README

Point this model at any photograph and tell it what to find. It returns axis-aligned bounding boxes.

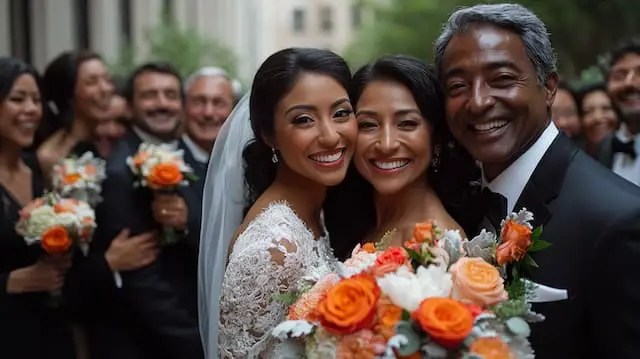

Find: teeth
[373,160,409,170]
[474,120,507,132]
[18,122,36,130]
[310,150,343,163]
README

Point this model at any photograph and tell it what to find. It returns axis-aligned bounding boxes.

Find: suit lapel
[514,134,579,229]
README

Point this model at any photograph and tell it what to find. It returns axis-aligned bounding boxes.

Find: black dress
[0,153,76,359]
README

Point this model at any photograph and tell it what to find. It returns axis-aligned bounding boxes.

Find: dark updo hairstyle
[241,48,352,215]
[0,56,43,104]
[33,49,102,148]
[324,55,481,259]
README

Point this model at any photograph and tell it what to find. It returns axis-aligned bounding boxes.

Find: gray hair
[434,3,556,85]
[184,66,242,98]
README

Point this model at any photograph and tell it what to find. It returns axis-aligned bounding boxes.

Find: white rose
[25,206,58,237]
[377,265,453,312]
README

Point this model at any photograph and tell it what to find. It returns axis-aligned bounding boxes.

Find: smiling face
[551,88,581,137]
[354,79,432,195]
[608,52,640,122]
[270,72,357,187]
[0,74,42,149]
[441,24,557,178]
[581,89,618,145]
[74,58,115,124]
[130,71,183,139]
[185,76,235,151]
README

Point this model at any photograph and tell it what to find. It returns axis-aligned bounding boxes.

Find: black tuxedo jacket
[593,133,617,169]
[502,134,640,358]
[91,131,203,359]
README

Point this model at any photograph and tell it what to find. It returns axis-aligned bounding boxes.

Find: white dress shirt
[132,126,178,149]
[483,122,560,214]
[182,135,209,164]
[611,123,640,186]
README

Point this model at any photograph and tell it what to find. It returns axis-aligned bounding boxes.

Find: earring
[431,144,441,172]
[271,148,278,163]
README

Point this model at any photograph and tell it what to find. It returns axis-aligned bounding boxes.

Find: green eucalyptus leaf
[506,317,531,337]
[395,322,422,356]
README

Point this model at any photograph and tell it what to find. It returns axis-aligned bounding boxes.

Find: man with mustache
[436,4,640,358]
[594,37,640,185]
[92,62,203,359]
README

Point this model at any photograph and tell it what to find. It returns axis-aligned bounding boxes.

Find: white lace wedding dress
[218,201,336,359]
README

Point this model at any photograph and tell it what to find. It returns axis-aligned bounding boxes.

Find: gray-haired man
[436,4,640,358]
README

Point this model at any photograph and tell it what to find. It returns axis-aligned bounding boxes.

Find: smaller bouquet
[126,143,196,245]
[51,151,106,206]
[272,209,549,359]
[16,193,97,304]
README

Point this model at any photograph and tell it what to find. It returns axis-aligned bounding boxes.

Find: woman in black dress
[0,57,76,358]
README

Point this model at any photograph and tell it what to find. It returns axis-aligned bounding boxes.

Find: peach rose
[469,336,516,359]
[147,163,183,189]
[41,226,72,254]
[361,242,376,254]
[287,273,339,322]
[336,330,386,359]
[412,297,473,349]
[496,220,532,265]
[450,257,508,307]
[317,274,380,335]
[375,295,403,340]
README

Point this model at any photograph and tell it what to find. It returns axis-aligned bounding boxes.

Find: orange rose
[375,295,403,340]
[133,152,150,167]
[63,173,82,185]
[496,220,532,265]
[361,242,376,254]
[450,257,508,307]
[54,200,76,214]
[146,163,183,189]
[317,275,380,335]
[412,297,473,349]
[412,221,435,245]
[41,226,72,254]
[469,337,516,359]
[373,247,409,276]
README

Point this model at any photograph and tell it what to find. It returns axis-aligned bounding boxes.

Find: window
[319,6,333,33]
[74,0,90,49]
[351,4,362,28]
[292,8,305,33]
[119,0,132,45]
[9,0,31,62]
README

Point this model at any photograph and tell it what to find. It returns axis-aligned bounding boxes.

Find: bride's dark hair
[242,48,352,215]
[324,55,480,260]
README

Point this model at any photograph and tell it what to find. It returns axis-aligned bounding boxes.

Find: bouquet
[272,209,549,358]
[16,193,97,305]
[126,143,196,245]
[51,151,106,206]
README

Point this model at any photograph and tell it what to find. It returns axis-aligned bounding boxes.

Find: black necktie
[612,137,636,159]
[481,187,508,233]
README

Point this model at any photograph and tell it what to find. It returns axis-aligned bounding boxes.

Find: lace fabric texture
[218,202,335,359]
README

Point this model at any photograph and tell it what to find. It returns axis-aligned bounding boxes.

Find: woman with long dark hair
[198,47,357,358]
[324,55,480,255]
[0,56,76,359]
[35,50,115,181]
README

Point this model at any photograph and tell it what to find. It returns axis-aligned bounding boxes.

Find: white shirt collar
[483,122,559,213]
[132,126,178,149]
[182,134,209,164]
[615,123,640,142]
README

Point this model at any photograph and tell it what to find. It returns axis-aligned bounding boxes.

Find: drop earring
[271,148,278,163]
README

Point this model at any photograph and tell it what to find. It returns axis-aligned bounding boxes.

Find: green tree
[109,21,238,79]
[345,0,640,80]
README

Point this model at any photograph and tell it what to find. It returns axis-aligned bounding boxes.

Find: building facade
[0,0,367,80]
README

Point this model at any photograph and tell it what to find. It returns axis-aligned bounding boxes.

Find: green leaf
[185,173,199,182]
[532,225,544,238]
[525,254,539,268]
[528,239,551,253]
[272,293,298,305]
[404,247,422,263]
[401,310,411,321]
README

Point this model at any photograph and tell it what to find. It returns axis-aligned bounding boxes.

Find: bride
[198,48,357,358]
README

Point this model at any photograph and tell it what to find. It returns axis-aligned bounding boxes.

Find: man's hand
[105,229,159,271]
[152,193,188,230]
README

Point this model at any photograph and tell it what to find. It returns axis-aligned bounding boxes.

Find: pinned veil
[198,93,253,357]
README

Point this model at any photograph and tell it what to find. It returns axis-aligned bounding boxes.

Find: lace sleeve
[218,204,316,359]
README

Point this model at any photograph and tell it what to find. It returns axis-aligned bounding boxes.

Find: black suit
[593,133,617,169]
[90,130,203,359]
[500,134,640,358]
